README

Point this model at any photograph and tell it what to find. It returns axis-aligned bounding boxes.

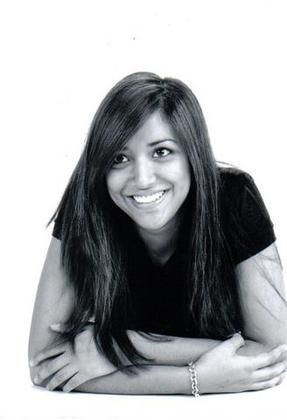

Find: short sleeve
[223,171,276,265]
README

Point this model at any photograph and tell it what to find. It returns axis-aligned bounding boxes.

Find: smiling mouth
[131,190,167,204]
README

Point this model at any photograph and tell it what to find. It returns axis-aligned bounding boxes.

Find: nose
[132,158,156,189]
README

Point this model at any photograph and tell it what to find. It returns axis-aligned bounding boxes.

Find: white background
[0,0,286,419]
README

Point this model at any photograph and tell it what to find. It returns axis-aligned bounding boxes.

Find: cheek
[106,172,123,197]
[171,159,191,190]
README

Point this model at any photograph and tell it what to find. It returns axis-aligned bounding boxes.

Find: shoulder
[217,165,276,265]
[217,165,273,221]
[217,165,254,195]
[217,165,267,214]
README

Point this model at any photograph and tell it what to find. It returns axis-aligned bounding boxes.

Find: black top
[52,168,276,337]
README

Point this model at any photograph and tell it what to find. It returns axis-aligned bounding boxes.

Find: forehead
[123,111,176,149]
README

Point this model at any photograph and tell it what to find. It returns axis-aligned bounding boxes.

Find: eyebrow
[122,138,177,151]
[148,139,178,147]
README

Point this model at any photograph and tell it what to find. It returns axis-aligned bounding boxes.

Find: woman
[29,72,287,395]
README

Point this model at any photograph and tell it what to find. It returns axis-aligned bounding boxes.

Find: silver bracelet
[187,361,200,397]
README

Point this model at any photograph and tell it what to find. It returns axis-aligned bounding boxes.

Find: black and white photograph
[1,1,287,419]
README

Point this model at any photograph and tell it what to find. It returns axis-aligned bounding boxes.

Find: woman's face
[106,111,191,235]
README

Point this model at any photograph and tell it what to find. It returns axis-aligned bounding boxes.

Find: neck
[136,216,181,265]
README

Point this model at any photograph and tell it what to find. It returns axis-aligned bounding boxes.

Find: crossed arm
[28,238,287,394]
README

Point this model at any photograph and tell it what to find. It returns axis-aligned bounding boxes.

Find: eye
[153,147,172,158]
[112,153,129,166]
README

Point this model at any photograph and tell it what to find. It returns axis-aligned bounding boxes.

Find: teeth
[132,190,165,204]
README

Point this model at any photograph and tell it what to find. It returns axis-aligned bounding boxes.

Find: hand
[30,324,118,392]
[195,333,287,394]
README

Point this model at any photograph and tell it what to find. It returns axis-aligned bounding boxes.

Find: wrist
[192,358,209,395]
[187,362,200,397]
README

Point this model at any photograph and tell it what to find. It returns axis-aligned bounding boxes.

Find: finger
[220,333,245,355]
[33,354,69,385]
[50,323,67,333]
[46,365,79,391]
[253,361,287,382]
[250,374,283,391]
[251,345,287,370]
[277,347,287,363]
[30,344,67,367]
[62,373,87,393]
[276,371,286,386]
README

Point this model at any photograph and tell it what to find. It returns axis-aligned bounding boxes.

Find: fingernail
[277,344,287,353]
[29,359,35,367]
[50,323,61,331]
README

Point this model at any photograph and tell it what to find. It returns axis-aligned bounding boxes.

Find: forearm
[73,339,271,395]
[127,330,221,365]
[33,331,281,394]
[76,364,190,395]
[127,331,275,365]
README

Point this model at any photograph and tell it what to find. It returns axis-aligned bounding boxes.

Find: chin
[134,217,173,233]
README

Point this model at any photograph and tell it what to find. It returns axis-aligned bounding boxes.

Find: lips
[131,190,167,204]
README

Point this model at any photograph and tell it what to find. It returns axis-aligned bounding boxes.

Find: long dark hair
[50,72,240,369]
